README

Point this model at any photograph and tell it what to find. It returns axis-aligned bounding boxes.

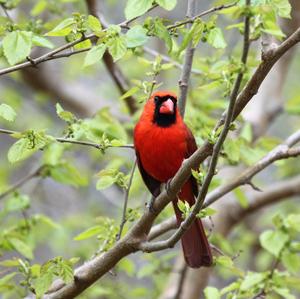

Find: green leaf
[5,194,30,212]
[273,287,296,299]
[233,188,249,208]
[207,27,227,49]
[58,260,73,283]
[270,0,291,18]
[96,174,116,190]
[125,0,153,20]
[3,31,32,65]
[119,86,140,100]
[259,230,289,257]
[126,25,149,48]
[177,200,186,213]
[34,272,53,298]
[216,256,234,268]
[286,214,300,232]
[153,19,172,52]
[0,103,16,122]
[204,287,220,299]
[282,250,300,274]
[197,207,217,218]
[240,272,267,291]
[43,143,64,166]
[49,163,88,187]
[223,138,240,163]
[56,103,76,122]
[74,225,102,240]
[46,18,75,36]
[84,44,106,67]
[0,272,17,285]
[107,36,127,62]
[87,15,102,33]
[31,0,47,16]
[8,132,50,163]
[9,237,34,260]
[155,0,177,10]
[118,258,136,276]
[0,259,20,267]
[32,35,54,49]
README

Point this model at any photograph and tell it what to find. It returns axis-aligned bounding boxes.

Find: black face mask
[153,96,177,127]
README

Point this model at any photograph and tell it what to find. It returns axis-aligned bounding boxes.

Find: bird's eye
[154,96,159,103]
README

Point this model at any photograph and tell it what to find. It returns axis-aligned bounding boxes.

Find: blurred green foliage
[0,0,299,298]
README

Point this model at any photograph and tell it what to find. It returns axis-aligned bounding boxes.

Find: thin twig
[174,263,188,299]
[143,46,202,75]
[0,4,158,78]
[0,166,44,200]
[178,0,197,117]
[116,160,137,241]
[0,128,134,149]
[167,2,237,31]
[1,4,13,22]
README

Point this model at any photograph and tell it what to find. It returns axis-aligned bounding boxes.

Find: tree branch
[116,160,137,241]
[143,46,202,75]
[85,0,138,114]
[167,2,237,31]
[0,128,134,150]
[177,0,197,117]
[0,166,44,200]
[0,3,157,78]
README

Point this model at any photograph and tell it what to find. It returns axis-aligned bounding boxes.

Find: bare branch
[231,175,300,225]
[147,216,177,241]
[177,0,197,117]
[0,166,44,200]
[86,0,138,114]
[204,145,300,209]
[167,2,237,31]
[143,46,202,75]
[174,263,188,299]
[116,160,137,241]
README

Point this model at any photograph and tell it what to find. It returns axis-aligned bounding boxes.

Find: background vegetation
[0,0,300,298]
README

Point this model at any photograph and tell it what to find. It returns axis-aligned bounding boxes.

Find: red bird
[134,90,212,268]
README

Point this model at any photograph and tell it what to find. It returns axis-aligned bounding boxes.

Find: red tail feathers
[173,181,213,268]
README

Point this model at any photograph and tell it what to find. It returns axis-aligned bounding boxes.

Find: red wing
[185,126,199,197]
[136,151,161,197]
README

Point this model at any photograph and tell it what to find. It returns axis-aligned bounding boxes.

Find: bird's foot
[147,196,157,213]
[165,179,172,197]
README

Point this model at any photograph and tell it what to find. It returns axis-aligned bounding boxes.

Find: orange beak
[159,98,174,114]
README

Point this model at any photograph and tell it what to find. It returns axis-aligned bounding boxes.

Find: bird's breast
[135,123,187,182]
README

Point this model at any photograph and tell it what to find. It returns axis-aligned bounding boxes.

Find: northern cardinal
[134,91,213,268]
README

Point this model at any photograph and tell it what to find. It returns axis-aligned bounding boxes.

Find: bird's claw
[165,179,172,197]
[147,196,157,213]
